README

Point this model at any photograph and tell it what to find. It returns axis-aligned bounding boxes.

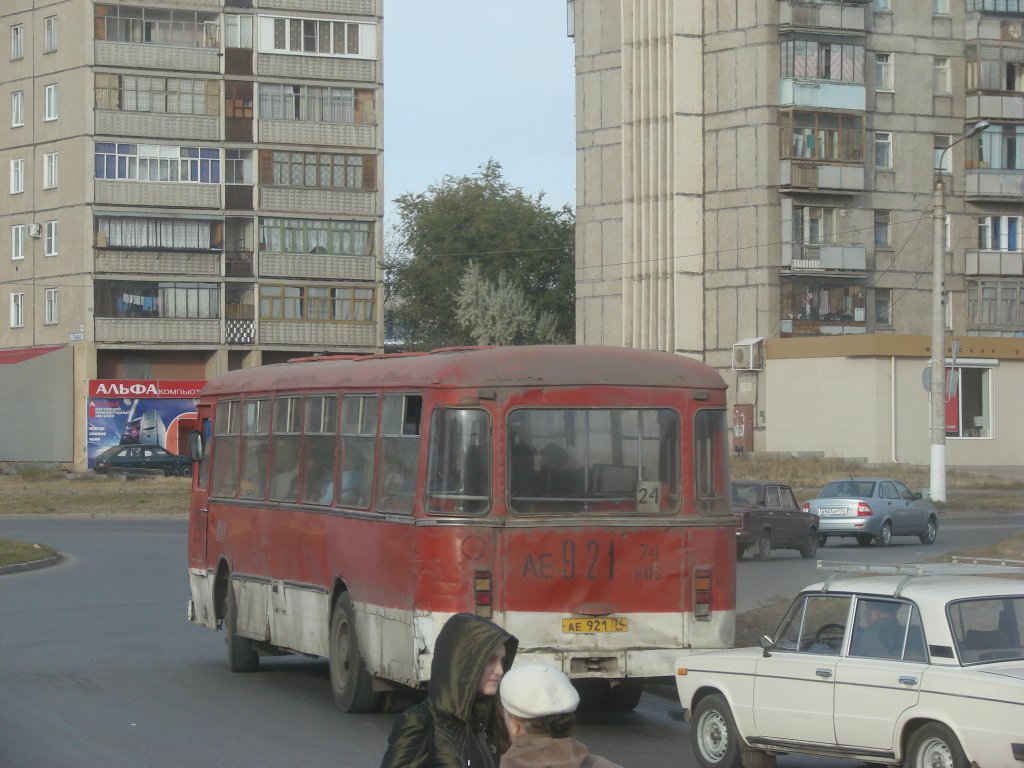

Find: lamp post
[930,119,989,503]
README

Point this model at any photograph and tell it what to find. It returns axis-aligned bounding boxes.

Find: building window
[781,40,866,83]
[225,150,253,184]
[94,144,221,183]
[259,217,373,257]
[267,151,376,191]
[875,53,894,91]
[874,131,893,168]
[967,0,1024,9]
[779,110,864,163]
[969,123,1024,170]
[10,157,24,194]
[258,84,375,126]
[966,46,1024,93]
[978,215,1021,251]
[967,279,1024,330]
[934,57,951,94]
[94,280,219,319]
[11,90,23,127]
[794,206,839,245]
[874,288,892,326]
[44,15,58,53]
[44,152,59,189]
[44,288,58,325]
[95,216,223,250]
[11,224,24,260]
[94,74,219,116]
[260,284,375,323]
[44,84,59,121]
[260,16,374,59]
[44,220,58,256]
[874,0,891,10]
[945,367,991,438]
[934,135,952,172]
[11,24,23,60]
[10,292,24,328]
[874,210,891,247]
[226,15,253,48]
[93,6,220,49]
[782,279,867,324]
[933,0,950,12]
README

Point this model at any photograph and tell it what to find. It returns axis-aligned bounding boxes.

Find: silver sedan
[803,477,938,547]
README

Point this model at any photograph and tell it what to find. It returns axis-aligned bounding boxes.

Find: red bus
[186,345,735,712]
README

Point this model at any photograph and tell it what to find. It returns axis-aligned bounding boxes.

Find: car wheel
[856,534,873,546]
[226,579,259,673]
[906,722,968,768]
[691,693,742,768]
[179,464,192,478]
[753,531,772,560]
[736,544,746,560]
[329,592,378,713]
[877,520,892,546]
[919,516,937,544]
[818,534,828,547]
[799,531,818,559]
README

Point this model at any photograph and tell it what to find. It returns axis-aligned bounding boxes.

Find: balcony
[779,1,867,32]
[258,0,377,13]
[259,252,375,281]
[95,111,219,142]
[964,168,1024,200]
[780,79,866,111]
[94,180,221,209]
[226,251,254,278]
[94,41,220,74]
[258,120,376,150]
[786,243,866,271]
[780,160,864,193]
[95,317,221,344]
[780,318,867,337]
[966,93,1024,121]
[259,187,377,216]
[95,250,221,277]
[257,53,377,84]
[966,250,1024,276]
[259,321,376,348]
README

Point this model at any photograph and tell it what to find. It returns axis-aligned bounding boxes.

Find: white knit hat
[500,664,580,719]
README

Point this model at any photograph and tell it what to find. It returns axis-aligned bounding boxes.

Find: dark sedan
[732,480,819,560]
[93,444,192,477]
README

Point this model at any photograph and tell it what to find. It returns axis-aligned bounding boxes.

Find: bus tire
[605,680,643,711]
[226,581,259,673]
[329,592,377,713]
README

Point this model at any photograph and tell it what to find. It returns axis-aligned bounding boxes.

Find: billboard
[87,380,205,467]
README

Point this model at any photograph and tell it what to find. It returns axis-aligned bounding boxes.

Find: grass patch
[0,473,189,516]
[0,538,58,568]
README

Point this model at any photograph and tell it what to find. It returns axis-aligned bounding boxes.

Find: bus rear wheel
[226,580,258,673]
[329,592,378,713]
[605,680,644,711]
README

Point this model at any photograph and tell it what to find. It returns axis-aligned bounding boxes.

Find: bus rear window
[507,408,679,515]
[426,408,491,515]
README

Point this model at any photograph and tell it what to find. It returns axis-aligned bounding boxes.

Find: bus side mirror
[189,430,204,462]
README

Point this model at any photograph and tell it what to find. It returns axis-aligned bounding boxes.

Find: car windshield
[948,596,1024,665]
[820,480,876,498]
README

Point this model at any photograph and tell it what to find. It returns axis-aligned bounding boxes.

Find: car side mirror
[189,430,204,462]
[759,634,774,657]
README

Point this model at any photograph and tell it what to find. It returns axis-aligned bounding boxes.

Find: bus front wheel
[226,581,259,673]
[329,592,378,713]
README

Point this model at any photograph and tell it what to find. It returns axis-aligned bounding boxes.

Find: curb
[0,552,63,576]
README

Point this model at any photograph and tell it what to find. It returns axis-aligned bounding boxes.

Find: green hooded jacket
[380,613,518,768]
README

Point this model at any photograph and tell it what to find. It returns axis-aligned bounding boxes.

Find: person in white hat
[498,664,624,768]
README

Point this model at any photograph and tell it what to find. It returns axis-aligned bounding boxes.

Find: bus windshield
[425,408,491,515]
[506,407,679,514]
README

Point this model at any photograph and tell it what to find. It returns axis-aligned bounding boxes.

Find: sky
[382,1,577,229]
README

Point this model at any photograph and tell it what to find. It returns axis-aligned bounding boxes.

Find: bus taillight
[694,567,712,621]
[474,570,492,618]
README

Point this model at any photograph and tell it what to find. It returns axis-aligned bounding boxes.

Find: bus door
[188,404,214,571]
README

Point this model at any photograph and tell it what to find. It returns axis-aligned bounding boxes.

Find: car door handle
[898,676,918,686]
[815,668,832,679]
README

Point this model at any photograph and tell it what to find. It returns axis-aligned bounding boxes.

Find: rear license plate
[562,617,628,633]
[819,507,848,516]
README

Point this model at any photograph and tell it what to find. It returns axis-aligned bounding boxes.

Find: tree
[386,160,575,349]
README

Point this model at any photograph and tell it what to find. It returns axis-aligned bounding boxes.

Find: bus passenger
[499,664,623,768]
[380,613,519,768]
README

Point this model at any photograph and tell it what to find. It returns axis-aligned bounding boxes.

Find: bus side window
[239,398,270,500]
[211,400,241,497]
[301,395,337,505]
[378,394,421,514]
[340,394,376,509]
[269,396,302,501]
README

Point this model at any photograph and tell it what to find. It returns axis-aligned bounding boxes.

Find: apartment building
[571,0,1024,465]
[1,0,384,468]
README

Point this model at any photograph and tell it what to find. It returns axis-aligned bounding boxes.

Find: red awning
[0,346,65,364]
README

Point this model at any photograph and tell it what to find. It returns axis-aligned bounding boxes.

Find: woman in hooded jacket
[380,613,518,768]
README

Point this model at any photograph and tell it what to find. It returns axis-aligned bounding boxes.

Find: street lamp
[929,119,989,503]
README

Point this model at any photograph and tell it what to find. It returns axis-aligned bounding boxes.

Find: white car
[674,561,1024,768]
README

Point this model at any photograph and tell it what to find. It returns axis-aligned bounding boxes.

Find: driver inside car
[851,600,904,659]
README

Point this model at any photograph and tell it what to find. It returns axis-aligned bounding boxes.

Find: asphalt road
[1,513,1021,768]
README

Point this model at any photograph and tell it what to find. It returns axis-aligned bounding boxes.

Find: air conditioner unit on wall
[27,224,42,238]
[732,337,765,372]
